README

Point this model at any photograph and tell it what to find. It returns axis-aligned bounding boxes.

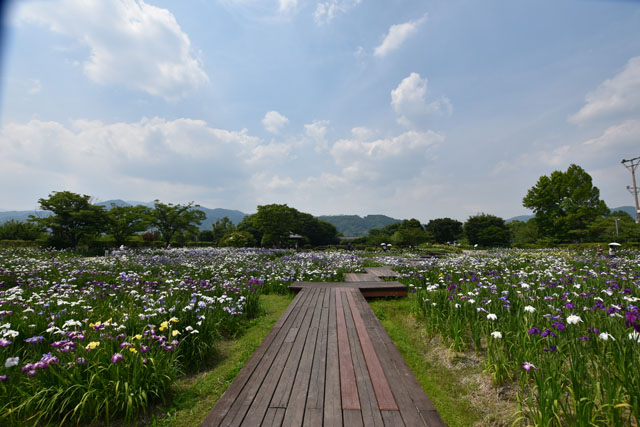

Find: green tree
[253,204,297,247]
[425,218,463,244]
[212,217,236,245]
[150,201,206,247]
[508,219,539,246]
[464,213,510,247]
[104,204,151,246]
[220,231,257,247]
[237,215,262,245]
[0,220,43,240]
[523,164,609,242]
[588,211,640,243]
[30,191,107,248]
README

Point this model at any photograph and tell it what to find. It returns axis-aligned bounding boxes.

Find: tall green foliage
[464,214,510,247]
[425,218,463,244]
[104,204,151,246]
[523,164,609,242]
[30,191,107,248]
[150,201,206,247]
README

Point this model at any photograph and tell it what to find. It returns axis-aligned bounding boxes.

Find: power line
[621,156,640,224]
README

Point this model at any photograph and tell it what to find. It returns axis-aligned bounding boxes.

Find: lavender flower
[522,361,538,371]
[111,353,124,364]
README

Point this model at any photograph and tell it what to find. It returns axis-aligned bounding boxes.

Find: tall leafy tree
[150,201,206,247]
[104,204,151,246]
[425,218,463,244]
[523,164,609,242]
[464,214,510,247]
[30,191,107,248]
[212,217,236,245]
[253,204,297,247]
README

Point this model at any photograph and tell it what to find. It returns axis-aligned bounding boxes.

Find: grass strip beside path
[368,297,518,427]
[153,294,294,427]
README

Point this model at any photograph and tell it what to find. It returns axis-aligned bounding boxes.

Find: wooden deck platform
[202,286,443,426]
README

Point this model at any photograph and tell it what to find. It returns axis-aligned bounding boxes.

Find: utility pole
[622,156,640,224]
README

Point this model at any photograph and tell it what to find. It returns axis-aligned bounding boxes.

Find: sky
[0,0,639,222]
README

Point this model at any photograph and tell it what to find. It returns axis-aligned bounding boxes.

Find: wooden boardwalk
[202,275,443,426]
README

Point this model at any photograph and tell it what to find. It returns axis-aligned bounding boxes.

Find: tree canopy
[30,191,107,248]
[104,204,151,246]
[425,218,463,244]
[523,164,609,242]
[464,213,510,247]
[150,201,206,247]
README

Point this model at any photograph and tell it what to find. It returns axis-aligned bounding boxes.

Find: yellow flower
[172,330,181,337]
[159,321,169,331]
[129,347,138,354]
[169,317,179,323]
[133,334,143,340]
[86,341,100,350]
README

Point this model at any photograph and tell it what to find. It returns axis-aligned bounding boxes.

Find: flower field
[2,246,638,426]
[0,247,361,425]
[397,249,640,426]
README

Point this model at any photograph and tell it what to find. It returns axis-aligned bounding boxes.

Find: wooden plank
[262,407,285,426]
[341,289,384,427]
[324,288,342,426]
[335,288,360,410]
[381,410,406,427]
[365,267,400,278]
[222,287,318,426]
[343,409,364,427]
[270,286,322,409]
[344,288,398,411]
[202,289,311,427]
[305,298,328,410]
[344,272,381,282]
[302,408,322,427]
[351,291,445,427]
[281,287,326,426]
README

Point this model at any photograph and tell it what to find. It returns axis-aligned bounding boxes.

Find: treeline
[354,164,640,248]
[0,192,338,250]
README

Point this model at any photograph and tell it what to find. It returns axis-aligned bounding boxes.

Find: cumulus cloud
[0,117,264,208]
[18,0,208,101]
[374,14,427,58]
[314,0,361,25]
[569,56,640,125]
[330,130,444,182]
[304,120,330,150]
[391,72,452,128]
[262,110,289,134]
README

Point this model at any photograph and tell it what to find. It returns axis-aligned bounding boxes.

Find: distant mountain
[97,200,132,209]
[317,214,401,237]
[612,205,637,218]
[506,214,534,223]
[0,210,51,223]
[197,207,247,228]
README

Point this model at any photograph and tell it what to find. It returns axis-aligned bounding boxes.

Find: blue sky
[1,0,639,222]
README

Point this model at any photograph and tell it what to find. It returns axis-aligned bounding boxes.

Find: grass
[368,297,519,427]
[150,293,293,427]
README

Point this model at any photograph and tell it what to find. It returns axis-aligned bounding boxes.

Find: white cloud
[374,14,427,58]
[314,0,361,25]
[0,117,261,208]
[330,130,443,182]
[18,0,208,101]
[391,72,452,128]
[569,56,640,125]
[304,120,330,150]
[279,0,297,13]
[262,110,289,134]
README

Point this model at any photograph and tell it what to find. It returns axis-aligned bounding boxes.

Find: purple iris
[528,327,541,335]
[111,353,124,364]
[552,322,566,331]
